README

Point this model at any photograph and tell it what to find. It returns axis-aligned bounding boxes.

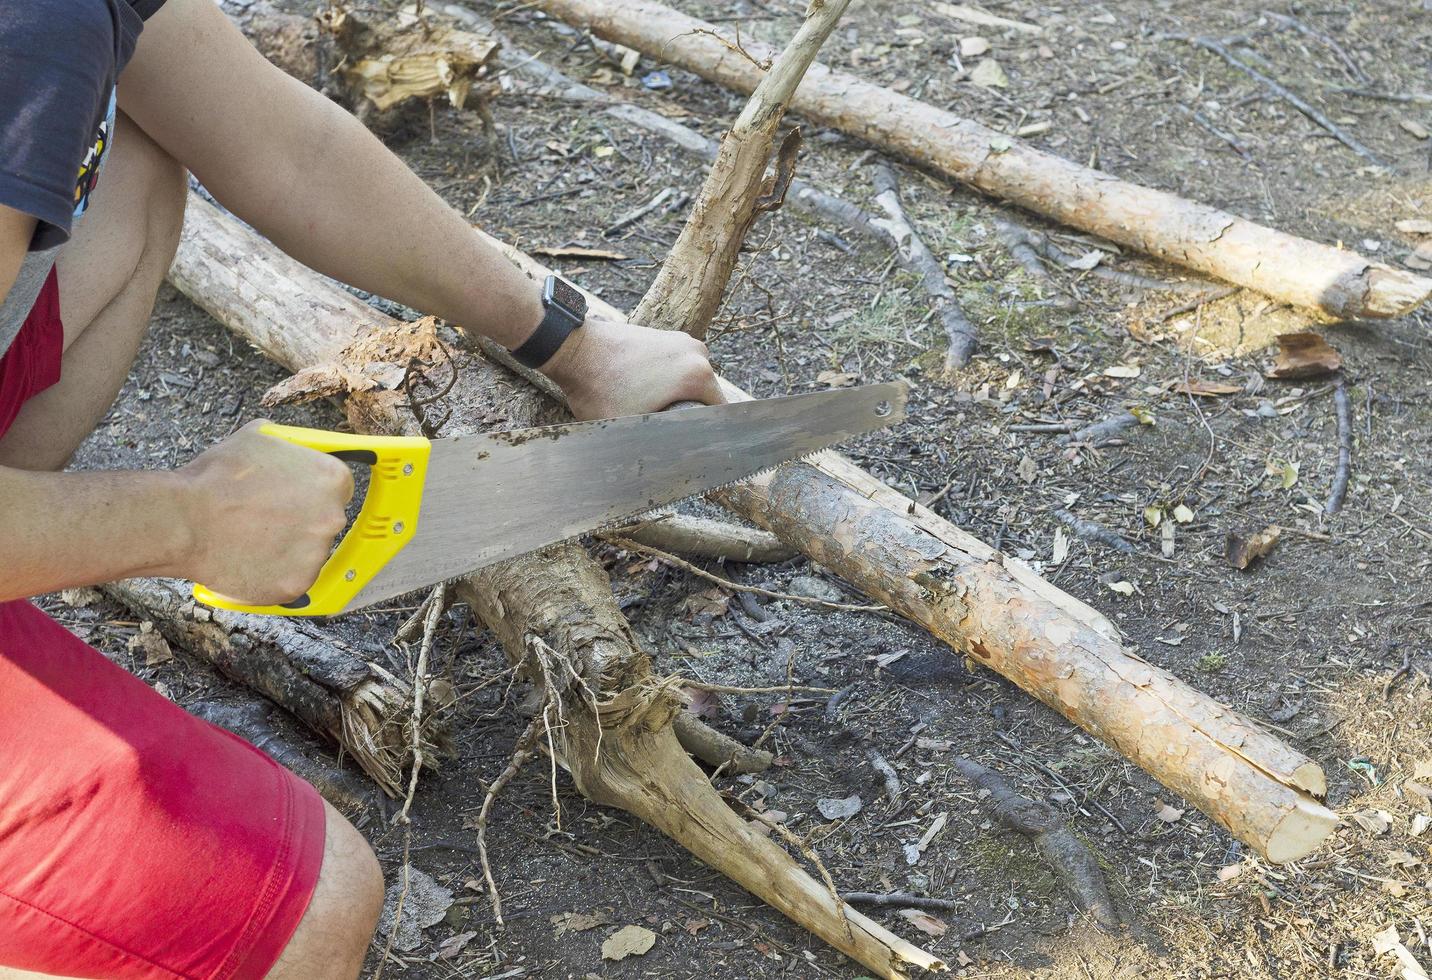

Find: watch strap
[511,276,585,369]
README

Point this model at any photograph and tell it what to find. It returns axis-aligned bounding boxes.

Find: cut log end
[1363,264,1432,318]
[1265,798,1341,864]
[1291,760,1328,798]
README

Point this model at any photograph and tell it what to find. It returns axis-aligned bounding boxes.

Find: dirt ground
[52,0,1432,977]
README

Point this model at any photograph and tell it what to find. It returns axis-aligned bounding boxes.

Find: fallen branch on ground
[869,162,978,369]
[1325,380,1353,515]
[101,577,447,796]
[1164,34,1386,169]
[951,756,1121,930]
[1052,509,1137,555]
[537,0,1431,320]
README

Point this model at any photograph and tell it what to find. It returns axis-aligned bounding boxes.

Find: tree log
[535,0,1432,321]
[460,207,1339,866]
[100,577,444,796]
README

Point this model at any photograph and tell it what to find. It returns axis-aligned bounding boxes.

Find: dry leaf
[959,36,990,57]
[816,795,864,820]
[553,910,612,936]
[1225,525,1281,570]
[1266,332,1343,379]
[1017,454,1038,484]
[683,686,721,720]
[1106,580,1135,596]
[127,621,173,666]
[601,925,656,961]
[437,930,477,959]
[1156,802,1185,824]
[684,586,730,619]
[816,370,859,387]
[592,145,616,158]
[1412,813,1431,837]
[1372,924,1431,980]
[968,58,1008,88]
[916,737,955,752]
[898,908,950,937]
[1174,379,1242,397]
[1103,363,1141,378]
[1217,863,1244,882]
[1172,504,1195,523]
[60,586,102,608]
[1351,808,1393,835]
[1265,459,1299,489]
[1051,527,1069,563]
[1065,249,1105,271]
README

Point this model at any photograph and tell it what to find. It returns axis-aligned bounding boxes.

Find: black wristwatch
[510,274,587,369]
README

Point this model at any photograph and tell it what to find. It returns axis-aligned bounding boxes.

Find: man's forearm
[0,467,192,601]
[120,1,544,351]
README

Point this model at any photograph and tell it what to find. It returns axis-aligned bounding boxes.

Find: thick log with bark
[536,0,1432,321]
[101,577,444,796]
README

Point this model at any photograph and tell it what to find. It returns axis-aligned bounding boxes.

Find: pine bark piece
[173,196,940,980]
[535,0,1432,321]
[622,514,796,563]
[100,577,441,796]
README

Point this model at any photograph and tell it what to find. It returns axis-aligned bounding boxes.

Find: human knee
[324,811,385,936]
[140,142,186,267]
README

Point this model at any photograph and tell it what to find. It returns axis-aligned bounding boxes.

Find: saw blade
[346,382,906,609]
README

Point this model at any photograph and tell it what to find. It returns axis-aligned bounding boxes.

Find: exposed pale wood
[101,577,442,796]
[621,513,797,563]
[536,0,1432,321]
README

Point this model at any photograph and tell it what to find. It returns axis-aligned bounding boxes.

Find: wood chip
[898,908,949,937]
[1225,525,1281,570]
[1266,332,1343,379]
[1174,379,1242,397]
[1395,218,1432,235]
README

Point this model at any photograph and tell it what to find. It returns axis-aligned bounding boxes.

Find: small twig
[671,25,772,71]
[1058,411,1138,447]
[994,216,1052,280]
[867,747,902,808]
[951,757,1121,929]
[1154,284,1238,322]
[1163,34,1389,169]
[1261,11,1370,85]
[1324,380,1353,516]
[839,891,961,912]
[681,679,837,695]
[824,682,858,722]
[371,830,412,980]
[603,186,677,237]
[605,534,887,612]
[763,819,853,943]
[1009,421,1080,433]
[1181,104,1254,160]
[1052,508,1136,555]
[398,582,446,823]
[1323,85,1432,105]
[1382,647,1412,699]
[672,712,773,774]
[476,715,543,928]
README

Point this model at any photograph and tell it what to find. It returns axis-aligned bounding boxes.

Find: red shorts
[0,266,64,436]
[0,275,328,977]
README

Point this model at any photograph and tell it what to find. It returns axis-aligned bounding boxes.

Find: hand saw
[192,382,906,616]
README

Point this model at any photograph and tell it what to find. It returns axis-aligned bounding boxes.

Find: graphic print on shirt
[73,88,116,219]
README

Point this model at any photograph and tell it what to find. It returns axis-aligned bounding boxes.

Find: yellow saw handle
[192,423,432,617]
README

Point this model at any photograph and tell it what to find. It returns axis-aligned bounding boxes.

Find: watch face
[548,276,587,319]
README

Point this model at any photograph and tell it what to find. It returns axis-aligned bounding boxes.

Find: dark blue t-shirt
[0,0,167,251]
